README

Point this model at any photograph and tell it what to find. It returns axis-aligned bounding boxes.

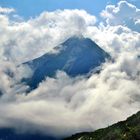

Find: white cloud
[0,7,15,14]
[0,9,96,63]
[101,1,140,32]
[0,1,140,138]
[0,53,140,137]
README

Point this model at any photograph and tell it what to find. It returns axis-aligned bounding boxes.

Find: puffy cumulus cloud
[0,60,32,99]
[101,1,140,32]
[0,9,96,63]
[31,9,96,29]
[0,53,140,137]
[85,25,140,57]
[0,1,140,138]
[0,7,15,14]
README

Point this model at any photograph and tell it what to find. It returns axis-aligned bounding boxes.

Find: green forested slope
[64,111,140,140]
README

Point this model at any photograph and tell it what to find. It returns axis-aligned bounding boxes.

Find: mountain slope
[0,128,59,140]
[25,37,110,89]
[64,111,140,140]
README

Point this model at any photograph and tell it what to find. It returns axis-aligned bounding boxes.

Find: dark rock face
[25,37,110,89]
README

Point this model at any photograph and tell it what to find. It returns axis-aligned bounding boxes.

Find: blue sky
[0,0,139,19]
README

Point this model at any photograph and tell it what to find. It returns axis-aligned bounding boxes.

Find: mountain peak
[63,36,97,47]
[25,37,110,89]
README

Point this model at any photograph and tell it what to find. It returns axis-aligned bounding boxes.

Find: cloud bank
[101,1,140,32]
[0,0,140,138]
[0,9,96,64]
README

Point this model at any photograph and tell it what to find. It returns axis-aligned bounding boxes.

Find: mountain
[24,36,110,89]
[64,111,140,140]
[0,128,59,140]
